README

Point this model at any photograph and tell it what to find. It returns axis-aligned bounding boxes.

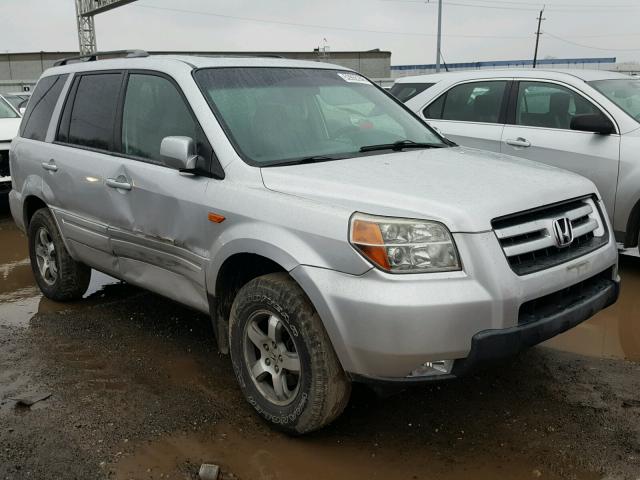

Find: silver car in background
[393,69,640,252]
[10,53,619,434]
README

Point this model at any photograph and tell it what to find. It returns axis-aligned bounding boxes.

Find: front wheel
[28,208,91,301]
[229,272,351,434]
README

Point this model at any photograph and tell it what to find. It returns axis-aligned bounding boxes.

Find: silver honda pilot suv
[9,51,619,434]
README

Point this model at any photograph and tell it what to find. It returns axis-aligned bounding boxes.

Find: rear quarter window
[20,74,68,141]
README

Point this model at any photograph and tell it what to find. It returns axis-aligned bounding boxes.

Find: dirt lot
[1,209,639,480]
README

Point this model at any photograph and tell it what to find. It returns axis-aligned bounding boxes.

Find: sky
[1,0,639,65]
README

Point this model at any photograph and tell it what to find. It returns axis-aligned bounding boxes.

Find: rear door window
[389,82,434,102]
[58,73,122,151]
[20,74,68,141]
[424,81,507,123]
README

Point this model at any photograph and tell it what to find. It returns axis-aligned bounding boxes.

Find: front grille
[493,197,608,276]
[518,268,613,325]
[0,150,9,178]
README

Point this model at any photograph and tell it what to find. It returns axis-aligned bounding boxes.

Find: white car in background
[0,95,21,196]
[1,92,31,114]
[393,69,640,252]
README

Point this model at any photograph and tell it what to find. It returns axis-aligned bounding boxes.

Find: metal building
[0,49,391,93]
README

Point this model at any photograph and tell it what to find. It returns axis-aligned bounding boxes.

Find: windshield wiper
[266,155,342,167]
[359,140,447,153]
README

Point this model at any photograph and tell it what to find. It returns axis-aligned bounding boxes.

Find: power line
[565,32,640,38]
[438,0,637,7]
[133,3,531,38]
[545,31,640,51]
[383,0,639,12]
[382,0,539,11]
[446,1,637,12]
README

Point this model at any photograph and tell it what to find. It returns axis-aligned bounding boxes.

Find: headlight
[349,213,460,273]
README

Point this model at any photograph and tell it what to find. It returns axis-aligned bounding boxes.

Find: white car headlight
[349,213,460,273]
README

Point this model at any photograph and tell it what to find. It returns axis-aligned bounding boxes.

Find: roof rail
[196,53,286,60]
[54,49,149,67]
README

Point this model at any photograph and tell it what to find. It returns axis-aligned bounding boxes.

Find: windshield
[3,95,23,109]
[194,67,444,166]
[589,78,640,122]
[389,82,434,103]
[0,97,19,119]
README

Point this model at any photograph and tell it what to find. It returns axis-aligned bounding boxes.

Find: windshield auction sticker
[337,72,370,84]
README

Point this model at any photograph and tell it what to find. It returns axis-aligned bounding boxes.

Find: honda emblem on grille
[552,217,574,248]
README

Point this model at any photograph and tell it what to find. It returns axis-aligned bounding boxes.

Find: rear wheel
[28,208,91,301]
[229,272,351,434]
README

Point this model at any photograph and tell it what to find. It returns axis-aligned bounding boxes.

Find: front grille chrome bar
[492,197,608,276]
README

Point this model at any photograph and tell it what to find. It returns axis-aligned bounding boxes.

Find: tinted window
[63,73,122,150]
[516,81,601,130]
[426,81,506,123]
[20,74,67,140]
[121,74,202,161]
[389,82,434,102]
[423,94,445,119]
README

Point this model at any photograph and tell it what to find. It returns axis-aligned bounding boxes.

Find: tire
[28,208,91,301]
[229,272,351,434]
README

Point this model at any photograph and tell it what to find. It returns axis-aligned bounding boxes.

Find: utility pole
[435,0,443,72]
[74,0,139,55]
[532,6,545,68]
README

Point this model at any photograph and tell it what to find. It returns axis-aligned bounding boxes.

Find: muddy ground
[1,207,639,480]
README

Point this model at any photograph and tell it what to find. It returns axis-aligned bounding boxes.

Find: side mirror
[160,136,199,171]
[19,107,26,116]
[570,114,614,135]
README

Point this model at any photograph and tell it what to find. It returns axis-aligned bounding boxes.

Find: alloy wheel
[34,227,58,286]
[243,310,302,406]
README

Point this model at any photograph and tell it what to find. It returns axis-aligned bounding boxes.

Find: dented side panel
[102,157,213,310]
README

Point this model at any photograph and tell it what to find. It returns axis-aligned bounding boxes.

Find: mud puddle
[544,255,640,361]
[116,424,595,480]
[0,216,135,327]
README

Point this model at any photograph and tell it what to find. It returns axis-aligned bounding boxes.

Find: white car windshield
[0,97,19,119]
[590,78,640,122]
[194,67,445,166]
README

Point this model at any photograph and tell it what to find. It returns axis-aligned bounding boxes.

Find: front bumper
[451,271,618,377]
[291,228,619,380]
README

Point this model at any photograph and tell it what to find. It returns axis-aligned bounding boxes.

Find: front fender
[205,220,371,294]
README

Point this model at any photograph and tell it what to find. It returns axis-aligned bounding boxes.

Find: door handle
[505,137,531,148]
[105,177,132,191]
[41,160,58,172]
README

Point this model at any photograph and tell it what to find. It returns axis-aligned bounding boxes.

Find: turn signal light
[208,212,226,223]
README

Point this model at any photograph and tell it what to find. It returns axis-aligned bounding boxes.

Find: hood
[0,118,21,143]
[260,146,598,233]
